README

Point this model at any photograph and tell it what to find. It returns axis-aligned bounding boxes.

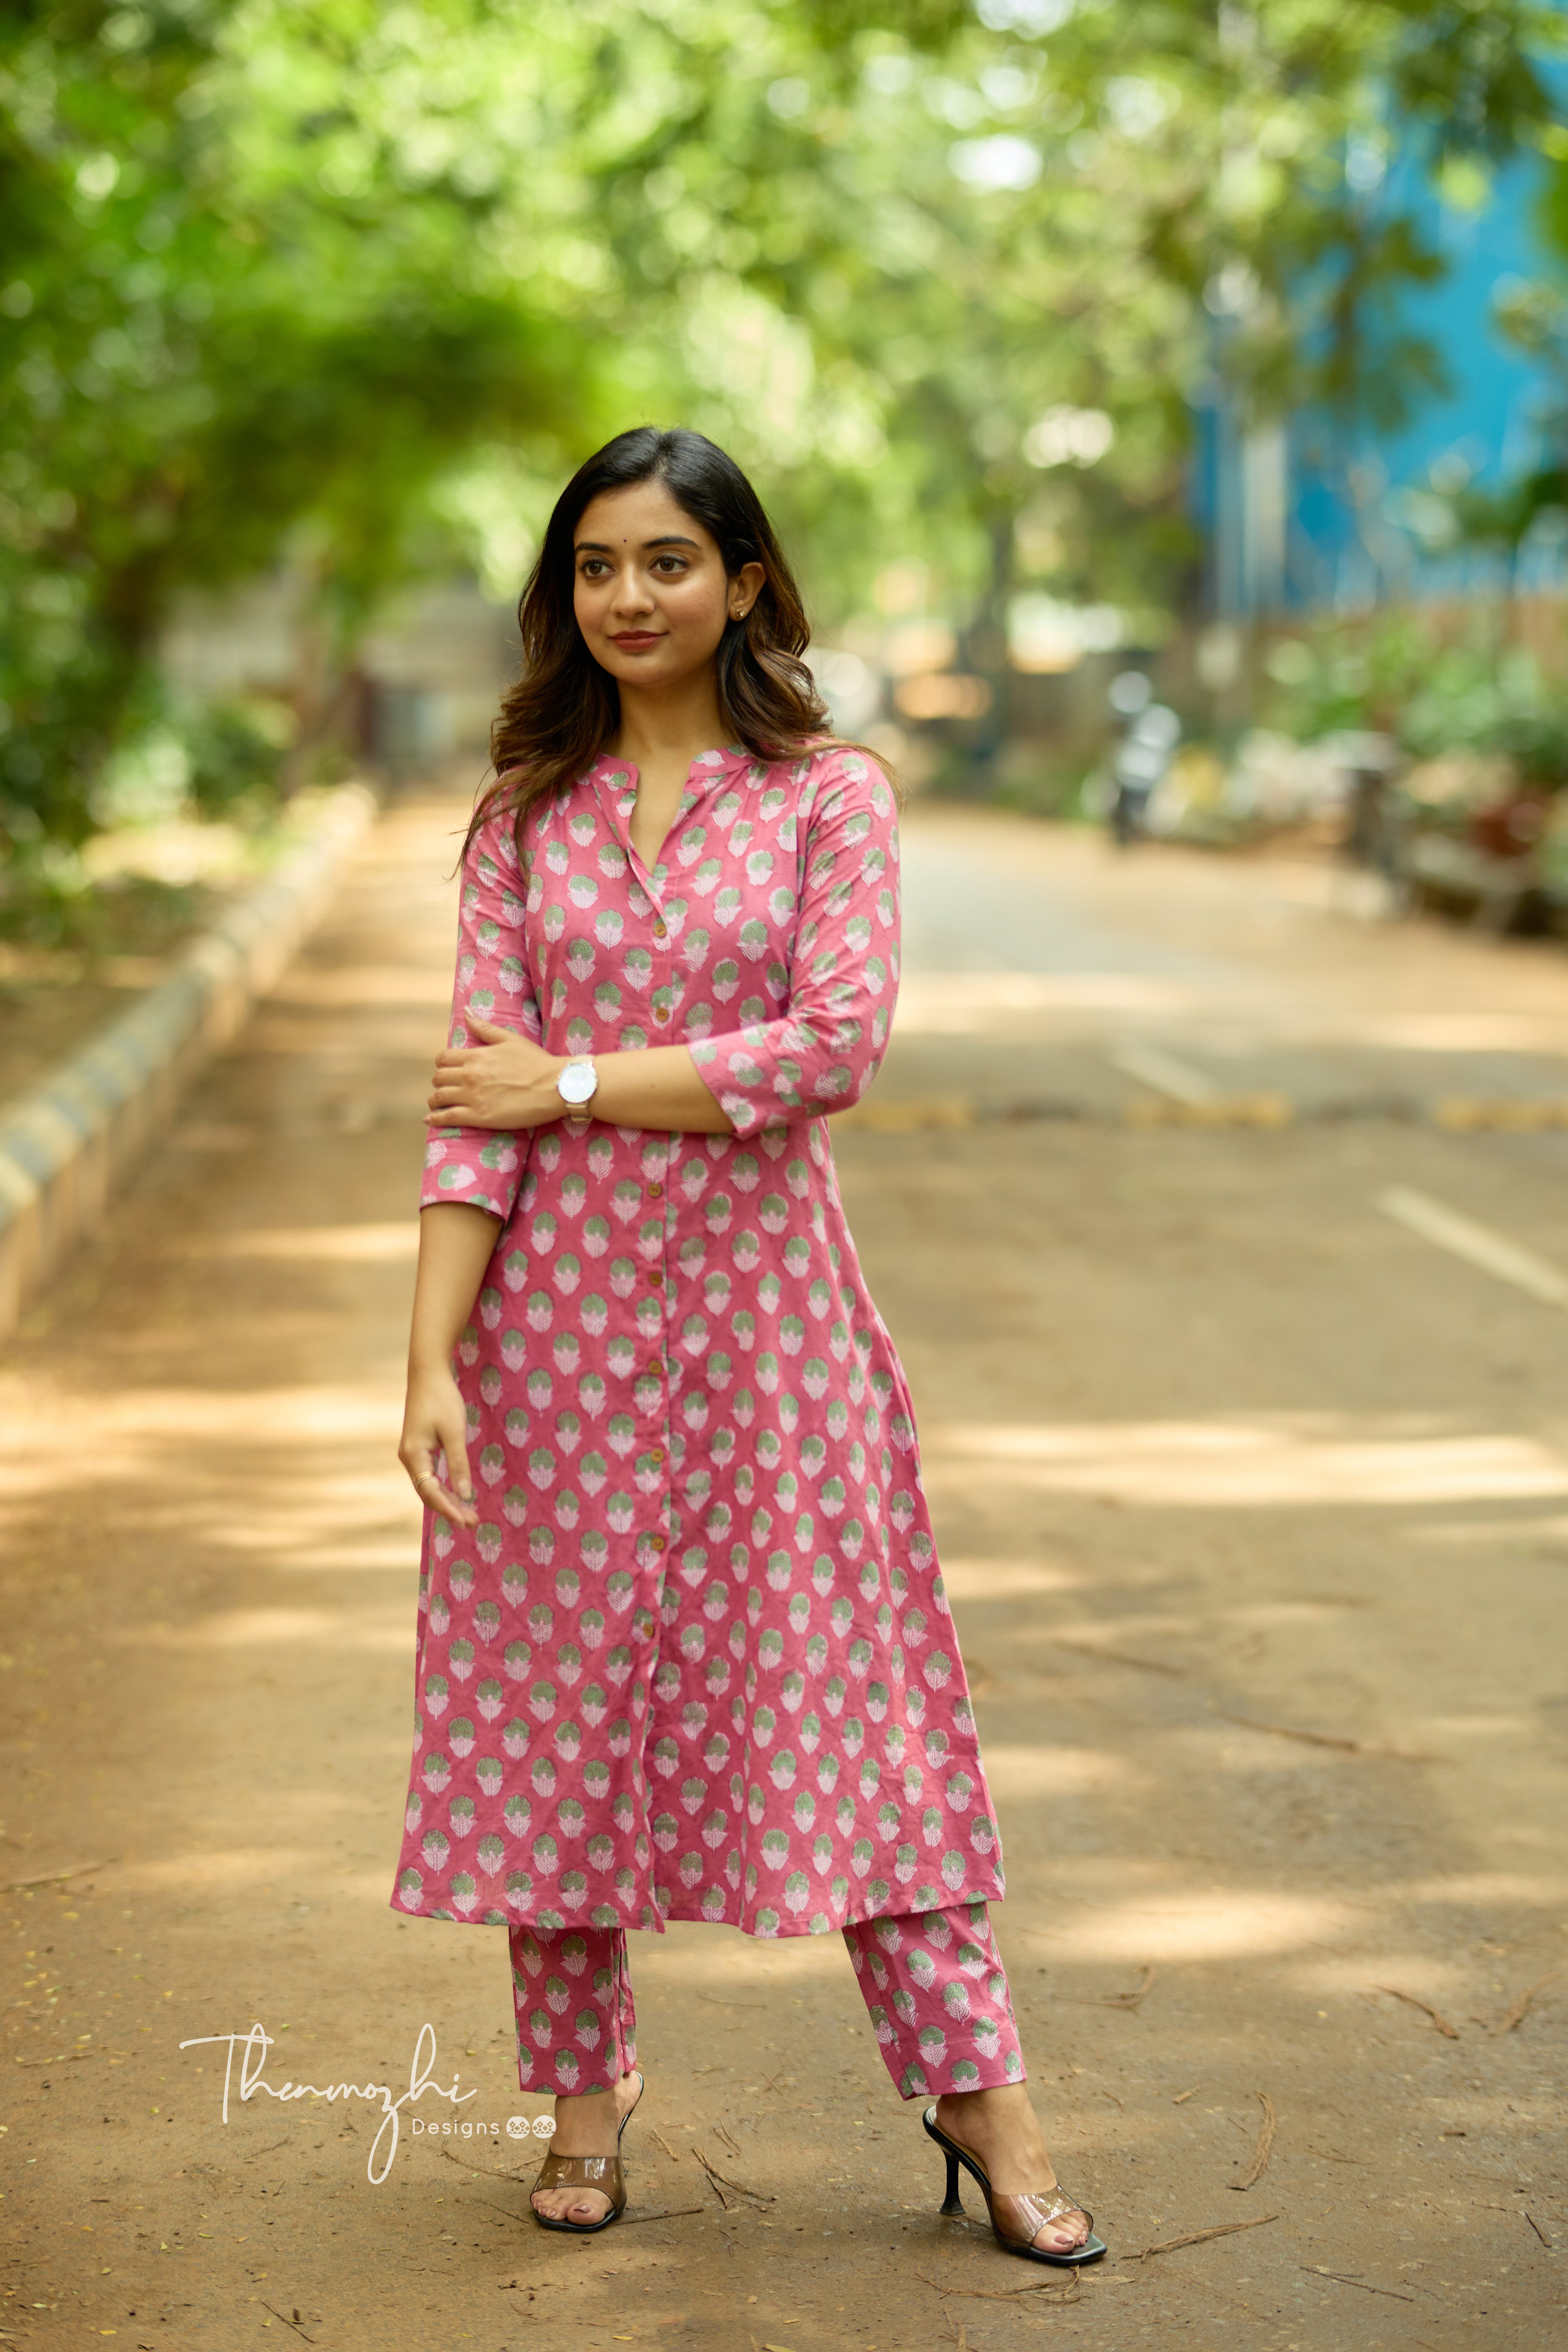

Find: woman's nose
[610,566,655,613]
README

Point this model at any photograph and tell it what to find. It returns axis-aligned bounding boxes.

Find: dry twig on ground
[1,1855,119,1891]
[1375,1985,1460,2039]
[1213,1710,1436,1761]
[692,2144,773,2205]
[1056,1639,1184,1677]
[1123,2212,1279,2262]
[1491,1969,1559,2035]
[1303,2266,1416,2303]
[1094,1966,1156,2011]
[1231,2092,1277,2190]
[915,2269,1081,2303]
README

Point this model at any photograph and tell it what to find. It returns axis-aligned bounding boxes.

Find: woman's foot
[530,2071,642,2227]
[932,2084,1091,2254]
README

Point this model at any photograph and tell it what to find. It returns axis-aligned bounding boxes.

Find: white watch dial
[556,1058,598,1107]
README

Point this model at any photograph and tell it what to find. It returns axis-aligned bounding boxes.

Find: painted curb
[0,779,379,1340]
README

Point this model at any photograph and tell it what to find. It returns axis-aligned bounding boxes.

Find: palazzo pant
[508,1900,1025,2102]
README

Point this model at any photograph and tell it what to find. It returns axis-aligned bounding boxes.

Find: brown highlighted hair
[470,427,832,859]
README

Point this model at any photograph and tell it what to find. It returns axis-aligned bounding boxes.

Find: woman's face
[572,479,763,695]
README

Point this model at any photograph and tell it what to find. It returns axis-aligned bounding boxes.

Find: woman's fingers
[436,1399,475,1515]
[408,1467,477,1526]
[399,1379,480,1528]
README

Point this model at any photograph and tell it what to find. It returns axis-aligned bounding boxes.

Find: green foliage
[1265,612,1568,784]
[0,0,1558,853]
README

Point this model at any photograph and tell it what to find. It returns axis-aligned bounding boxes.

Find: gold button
[653,1006,670,1025]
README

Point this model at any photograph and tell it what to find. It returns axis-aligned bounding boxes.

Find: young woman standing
[393,426,1104,2267]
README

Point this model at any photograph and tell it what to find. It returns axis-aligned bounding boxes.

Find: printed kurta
[390,743,1004,1940]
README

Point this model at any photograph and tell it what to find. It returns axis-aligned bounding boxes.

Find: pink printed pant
[507,1900,1025,2102]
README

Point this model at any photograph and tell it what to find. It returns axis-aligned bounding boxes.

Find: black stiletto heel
[922,2105,1107,2267]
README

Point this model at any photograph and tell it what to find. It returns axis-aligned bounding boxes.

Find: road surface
[2,789,1566,2350]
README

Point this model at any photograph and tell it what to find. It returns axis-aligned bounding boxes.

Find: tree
[2,0,1559,856]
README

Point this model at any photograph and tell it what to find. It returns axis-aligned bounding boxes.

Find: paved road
[3,788,1566,2350]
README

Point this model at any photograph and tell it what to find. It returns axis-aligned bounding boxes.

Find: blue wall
[1200,135,1566,615]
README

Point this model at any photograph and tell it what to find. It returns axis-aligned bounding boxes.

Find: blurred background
[4,0,1568,961]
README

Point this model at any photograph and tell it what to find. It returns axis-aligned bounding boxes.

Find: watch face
[558,1061,597,1105]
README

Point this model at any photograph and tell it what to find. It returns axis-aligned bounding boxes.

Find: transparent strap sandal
[530,2073,644,2236]
[922,2104,1107,2267]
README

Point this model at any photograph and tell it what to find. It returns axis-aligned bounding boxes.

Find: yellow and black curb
[840,1093,1568,1135]
[0,781,379,1341]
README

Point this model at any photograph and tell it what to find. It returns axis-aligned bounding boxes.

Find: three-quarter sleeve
[688,749,899,1135]
[420,811,539,1220]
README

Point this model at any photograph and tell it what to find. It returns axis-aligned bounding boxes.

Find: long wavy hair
[469,427,837,860]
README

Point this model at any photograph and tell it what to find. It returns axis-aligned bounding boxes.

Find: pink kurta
[390,742,1003,1939]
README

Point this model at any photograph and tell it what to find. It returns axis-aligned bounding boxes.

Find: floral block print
[509,1923,637,2094]
[507,1901,1022,2100]
[845,1900,1025,2098]
[391,746,1003,1938]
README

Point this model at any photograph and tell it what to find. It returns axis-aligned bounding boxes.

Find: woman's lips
[610,631,664,648]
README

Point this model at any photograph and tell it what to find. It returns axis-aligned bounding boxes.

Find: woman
[392,425,1103,2267]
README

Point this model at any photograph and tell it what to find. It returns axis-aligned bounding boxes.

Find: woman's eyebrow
[573,535,702,553]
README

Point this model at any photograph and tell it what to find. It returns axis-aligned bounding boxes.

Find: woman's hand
[399,1359,479,1529]
[426,1017,567,1131]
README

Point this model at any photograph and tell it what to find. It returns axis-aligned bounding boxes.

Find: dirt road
[3,789,1566,2351]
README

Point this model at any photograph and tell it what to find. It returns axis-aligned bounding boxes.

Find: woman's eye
[653,556,686,574]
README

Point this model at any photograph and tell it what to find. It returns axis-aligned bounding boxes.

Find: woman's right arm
[397,1201,503,1529]
[403,813,536,1526]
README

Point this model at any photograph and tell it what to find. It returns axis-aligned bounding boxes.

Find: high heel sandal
[922,2105,1107,2267]
[530,2072,644,2236]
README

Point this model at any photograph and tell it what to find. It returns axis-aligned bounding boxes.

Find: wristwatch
[555,1056,599,1117]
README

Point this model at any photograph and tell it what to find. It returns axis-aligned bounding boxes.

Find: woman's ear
[730,560,766,620]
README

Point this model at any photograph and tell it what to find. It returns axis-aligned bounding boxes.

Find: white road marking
[1110,1041,1216,1106]
[1377,1185,1568,1308]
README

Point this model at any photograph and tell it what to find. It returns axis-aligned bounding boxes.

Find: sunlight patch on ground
[937,1556,1086,1599]
[119,1606,413,1653]
[1040,1890,1357,1962]
[893,970,1200,1031]
[1397,1870,1568,1907]
[122,1847,324,1891]
[1404,1512,1568,1545]
[268,965,453,1007]
[176,1225,419,1261]
[980,1743,1136,1797]
[928,1416,1568,1507]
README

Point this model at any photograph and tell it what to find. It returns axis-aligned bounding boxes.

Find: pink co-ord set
[391,742,1025,2098]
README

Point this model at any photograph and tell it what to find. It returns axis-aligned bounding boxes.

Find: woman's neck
[610,671,728,781]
